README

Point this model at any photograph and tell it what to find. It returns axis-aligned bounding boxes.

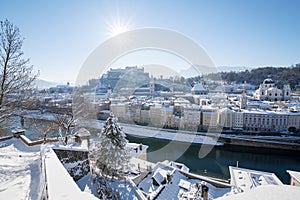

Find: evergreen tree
[90,114,130,179]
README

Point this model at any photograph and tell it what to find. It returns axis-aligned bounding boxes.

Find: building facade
[243,110,288,133]
[254,78,290,101]
[182,107,201,131]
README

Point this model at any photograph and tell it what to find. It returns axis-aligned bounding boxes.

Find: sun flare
[105,16,133,38]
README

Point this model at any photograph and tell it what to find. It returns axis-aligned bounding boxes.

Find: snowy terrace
[0,136,97,199]
[0,138,41,199]
[41,145,98,199]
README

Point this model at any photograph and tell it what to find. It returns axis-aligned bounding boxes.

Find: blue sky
[1,0,299,83]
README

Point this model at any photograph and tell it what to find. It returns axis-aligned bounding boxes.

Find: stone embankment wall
[219,137,300,151]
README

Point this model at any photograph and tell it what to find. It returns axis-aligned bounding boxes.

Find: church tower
[150,76,155,97]
[107,85,112,98]
[283,84,291,101]
[240,92,247,109]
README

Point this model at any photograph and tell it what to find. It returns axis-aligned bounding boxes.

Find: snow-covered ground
[0,138,41,200]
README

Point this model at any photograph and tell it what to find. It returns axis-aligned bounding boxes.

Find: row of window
[245,117,287,125]
[245,127,283,132]
[245,123,287,127]
[261,92,289,96]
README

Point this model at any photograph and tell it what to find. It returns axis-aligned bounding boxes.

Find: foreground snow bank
[0,138,41,199]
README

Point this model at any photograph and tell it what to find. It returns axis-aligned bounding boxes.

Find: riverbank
[79,120,224,146]
[80,119,300,151]
[20,113,300,150]
[218,134,300,151]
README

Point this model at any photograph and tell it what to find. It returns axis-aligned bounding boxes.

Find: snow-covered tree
[90,114,130,179]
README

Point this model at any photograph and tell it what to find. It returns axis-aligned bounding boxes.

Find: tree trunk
[0,50,9,107]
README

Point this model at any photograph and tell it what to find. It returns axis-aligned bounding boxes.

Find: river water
[19,117,300,184]
[126,135,300,184]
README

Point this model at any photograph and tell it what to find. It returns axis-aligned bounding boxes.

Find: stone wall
[53,149,90,181]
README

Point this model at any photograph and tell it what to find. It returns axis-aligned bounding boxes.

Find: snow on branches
[89,114,130,180]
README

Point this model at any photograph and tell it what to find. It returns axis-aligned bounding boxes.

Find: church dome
[263,78,275,84]
[191,83,207,92]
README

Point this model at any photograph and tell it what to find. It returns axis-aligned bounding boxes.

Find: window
[275,93,277,96]
[261,92,264,95]
[286,92,289,96]
[269,93,272,96]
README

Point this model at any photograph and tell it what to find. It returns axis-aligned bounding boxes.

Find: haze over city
[1,0,300,83]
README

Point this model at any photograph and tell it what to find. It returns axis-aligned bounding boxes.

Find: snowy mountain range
[34,79,58,89]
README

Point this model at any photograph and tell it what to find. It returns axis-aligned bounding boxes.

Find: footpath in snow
[0,138,41,200]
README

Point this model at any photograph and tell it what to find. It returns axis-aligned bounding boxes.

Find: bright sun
[106,16,133,38]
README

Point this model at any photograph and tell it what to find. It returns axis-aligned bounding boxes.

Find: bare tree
[0,19,38,124]
[53,113,76,145]
[26,116,56,143]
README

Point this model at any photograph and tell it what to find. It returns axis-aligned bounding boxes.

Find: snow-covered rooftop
[126,143,148,158]
[74,128,91,137]
[137,162,231,200]
[191,83,208,92]
[229,166,283,193]
[243,109,289,115]
[217,185,300,200]
[287,170,300,183]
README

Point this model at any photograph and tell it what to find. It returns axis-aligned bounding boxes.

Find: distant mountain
[143,64,180,78]
[34,79,58,89]
[217,66,258,72]
[179,65,220,78]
